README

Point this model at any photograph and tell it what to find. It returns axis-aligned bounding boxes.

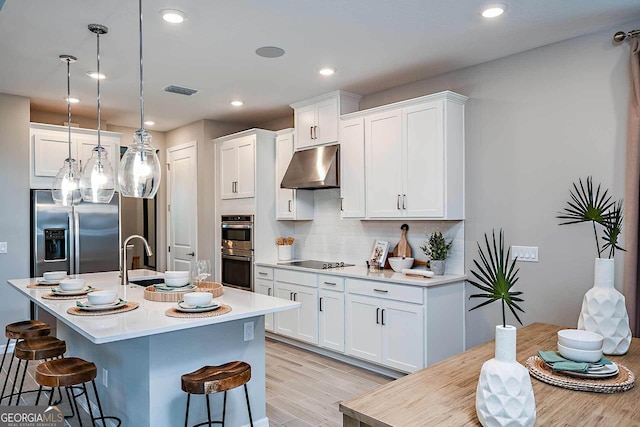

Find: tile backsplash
[291,189,464,275]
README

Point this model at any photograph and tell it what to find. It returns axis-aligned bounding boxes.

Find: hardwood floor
[265,338,393,426]
[1,339,393,426]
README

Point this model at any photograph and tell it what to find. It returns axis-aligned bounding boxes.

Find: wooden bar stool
[1,320,50,404]
[181,361,254,427]
[36,357,121,427]
[12,336,66,406]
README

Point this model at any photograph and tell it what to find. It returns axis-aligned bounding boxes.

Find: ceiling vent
[164,85,198,96]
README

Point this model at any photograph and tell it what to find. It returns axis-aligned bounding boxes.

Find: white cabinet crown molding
[290,90,362,110]
[212,127,276,144]
[30,122,123,139]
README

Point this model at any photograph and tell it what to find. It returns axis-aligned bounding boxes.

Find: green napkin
[537,350,612,373]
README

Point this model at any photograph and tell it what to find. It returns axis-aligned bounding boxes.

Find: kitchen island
[8,271,300,427]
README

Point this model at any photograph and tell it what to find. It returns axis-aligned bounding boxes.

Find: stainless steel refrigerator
[31,189,120,277]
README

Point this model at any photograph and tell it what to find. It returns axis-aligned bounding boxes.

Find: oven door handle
[221,224,253,229]
[222,253,252,262]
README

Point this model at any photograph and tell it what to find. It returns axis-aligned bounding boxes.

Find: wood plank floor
[1,339,393,426]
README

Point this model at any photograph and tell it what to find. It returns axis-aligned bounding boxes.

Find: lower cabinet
[254,278,274,332]
[274,281,319,345]
[319,289,345,353]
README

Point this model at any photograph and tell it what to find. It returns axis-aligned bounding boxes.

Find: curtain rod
[614,29,640,43]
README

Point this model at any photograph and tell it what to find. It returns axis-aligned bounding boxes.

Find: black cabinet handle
[381,309,386,326]
[267,288,271,296]
[402,194,406,210]
[293,292,297,301]
[376,307,380,324]
[289,292,293,300]
[319,297,323,312]
[373,289,388,293]
[258,272,268,276]
[310,126,314,140]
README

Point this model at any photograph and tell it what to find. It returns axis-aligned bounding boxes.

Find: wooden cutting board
[392,224,412,258]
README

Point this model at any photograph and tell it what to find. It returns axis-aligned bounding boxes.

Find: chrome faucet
[121,234,153,286]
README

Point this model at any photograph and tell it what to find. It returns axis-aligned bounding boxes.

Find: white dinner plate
[51,286,94,296]
[38,279,65,285]
[552,362,619,379]
[175,301,220,313]
[154,283,197,292]
[76,299,127,311]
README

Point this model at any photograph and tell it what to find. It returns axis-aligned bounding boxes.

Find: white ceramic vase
[476,325,536,427]
[577,258,631,355]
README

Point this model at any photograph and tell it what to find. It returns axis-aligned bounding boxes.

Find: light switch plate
[244,321,254,341]
[511,245,538,262]
[0,242,7,254]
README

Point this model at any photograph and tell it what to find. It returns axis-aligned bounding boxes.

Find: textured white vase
[577,258,631,355]
[476,325,536,427]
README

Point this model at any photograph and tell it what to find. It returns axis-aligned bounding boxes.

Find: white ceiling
[1,1,639,132]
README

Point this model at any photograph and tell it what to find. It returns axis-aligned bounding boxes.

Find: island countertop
[8,271,300,344]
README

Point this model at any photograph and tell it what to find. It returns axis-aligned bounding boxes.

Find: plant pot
[430,259,445,275]
[476,325,536,427]
[577,258,631,355]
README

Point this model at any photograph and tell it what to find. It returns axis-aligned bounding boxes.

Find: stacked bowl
[164,271,191,287]
[557,329,604,363]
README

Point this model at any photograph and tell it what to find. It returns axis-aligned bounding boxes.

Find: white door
[319,289,345,352]
[274,282,297,338]
[382,300,425,373]
[315,97,339,145]
[276,132,294,219]
[219,141,238,199]
[254,279,274,332]
[365,109,403,218]
[235,135,255,198]
[167,142,198,272]
[294,285,319,345]
[403,101,445,217]
[346,294,382,363]
[340,117,365,218]
[295,105,316,149]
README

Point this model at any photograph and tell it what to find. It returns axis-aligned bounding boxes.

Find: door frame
[166,141,198,269]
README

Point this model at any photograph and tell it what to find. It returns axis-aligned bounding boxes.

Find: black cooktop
[281,260,355,270]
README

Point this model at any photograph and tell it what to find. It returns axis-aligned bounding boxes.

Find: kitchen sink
[127,269,164,287]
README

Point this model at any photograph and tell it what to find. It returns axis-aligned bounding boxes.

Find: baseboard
[266,333,404,379]
[244,417,268,427]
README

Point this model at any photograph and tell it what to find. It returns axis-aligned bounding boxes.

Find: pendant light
[80,24,116,203]
[118,0,161,199]
[52,55,82,207]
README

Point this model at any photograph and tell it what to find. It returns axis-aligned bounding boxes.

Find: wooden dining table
[340,323,640,426]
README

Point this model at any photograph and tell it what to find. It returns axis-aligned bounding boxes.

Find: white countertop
[8,271,300,344]
[255,261,467,287]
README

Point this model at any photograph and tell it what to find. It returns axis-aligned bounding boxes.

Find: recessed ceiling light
[230,100,244,107]
[87,71,106,80]
[255,46,285,58]
[482,4,507,18]
[319,67,336,76]
[64,96,80,104]
[160,9,187,24]
[144,120,155,126]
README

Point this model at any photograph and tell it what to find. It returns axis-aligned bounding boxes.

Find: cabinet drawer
[255,266,273,280]
[274,268,317,287]
[346,279,423,304]
[318,275,345,291]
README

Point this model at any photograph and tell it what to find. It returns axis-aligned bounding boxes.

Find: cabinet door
[276,133,294,219]
[315,97,339,145]
[340,118,365,218]
[365,109,403,218]
[319,289,345,352]
[346,294,382,363]
[77,136,116,172]
[381,300,425,373]
[403,101,445,217]
[235,136,256,198]
[255,279,274,332]
[295,105,316,149]
[33,131,76,177]
[219,142,238,199]
[294,285,319,345]
[274,282,297,338]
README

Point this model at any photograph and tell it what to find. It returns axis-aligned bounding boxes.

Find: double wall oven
[221,215,253,291]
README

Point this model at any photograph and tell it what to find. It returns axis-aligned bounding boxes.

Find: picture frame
[370,240,390,268]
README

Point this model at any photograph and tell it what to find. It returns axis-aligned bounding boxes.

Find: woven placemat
[67,302,139,316]
[42,291,99,300]
[526,356,635,393]
[165,304,231,318]
[27,282,57,289]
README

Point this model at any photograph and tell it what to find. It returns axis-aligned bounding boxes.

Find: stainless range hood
[280,144,340,189]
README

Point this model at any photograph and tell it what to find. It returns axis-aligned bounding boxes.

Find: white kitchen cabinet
[255,274,274,332]
[219,134,255,199]
[273,269,319,345]
[290,91,361,150]
[339,117,365,218]
[319,288,345,353]
[30,123,121,189]
[275,129,314,220]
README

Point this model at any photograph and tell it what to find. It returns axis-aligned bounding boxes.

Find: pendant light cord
[138,0,145,133]
[66,57,72,166]
[96,30,102,154]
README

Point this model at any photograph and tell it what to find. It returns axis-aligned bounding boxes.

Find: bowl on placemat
[44,271,67,281]
[388,257,414,272]
[59,278,86,291]
[87,290,118,306]
[558,329,603,351]
[164,271,190,279]
[164,277,191,287]
[557,342,603,363]
[183,292,213,307]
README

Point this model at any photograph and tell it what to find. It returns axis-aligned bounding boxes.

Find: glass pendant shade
[80,146,115,203]
[118,130,161,198]
[52,158,82,206]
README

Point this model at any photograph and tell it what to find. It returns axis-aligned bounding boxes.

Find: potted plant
[420,231,452,275]
[557,176,631,354]
[468,229,535,427]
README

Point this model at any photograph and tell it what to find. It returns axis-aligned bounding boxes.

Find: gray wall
[359,26,634,349]
[31,109,107,130]
[257,115,294,132]
[0,94,31,331]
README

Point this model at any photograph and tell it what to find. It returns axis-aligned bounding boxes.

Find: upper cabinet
[290,90,361,151]
[340,91,468,220]
[218,134,256,199]
[275,129,314,220]
[30,123,121,189]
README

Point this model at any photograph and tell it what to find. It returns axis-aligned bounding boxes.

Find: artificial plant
[420,231,453,260]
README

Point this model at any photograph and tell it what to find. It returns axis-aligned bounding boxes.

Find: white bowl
[165,276,190,287]
[558,329,603,351]
[388,257,414,272]
[44,271,67,281]
[164,271,190,280]
[183,292,213,307]
[557,342,603,363]
[87,290,118,306]
[59,278,86,291]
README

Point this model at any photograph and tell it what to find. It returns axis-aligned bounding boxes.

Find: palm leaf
[602,200,625,258]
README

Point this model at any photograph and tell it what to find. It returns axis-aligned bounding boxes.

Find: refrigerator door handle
[67,212,74,274]
[74,210,80,274]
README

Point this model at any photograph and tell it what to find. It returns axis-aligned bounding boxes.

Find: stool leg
[65,387,76,419]
[0,338,13,403]
[244,384,253,427]
[8,359,21,405]
[35,385,43,405]
[48,385,55,406]
[91,380,110,427]
[15,360,29,405]
[184,393,191,427]
[83,383,97,427]
[69,386,84,427]
[206,394,212,427]
[222,391,227,427]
